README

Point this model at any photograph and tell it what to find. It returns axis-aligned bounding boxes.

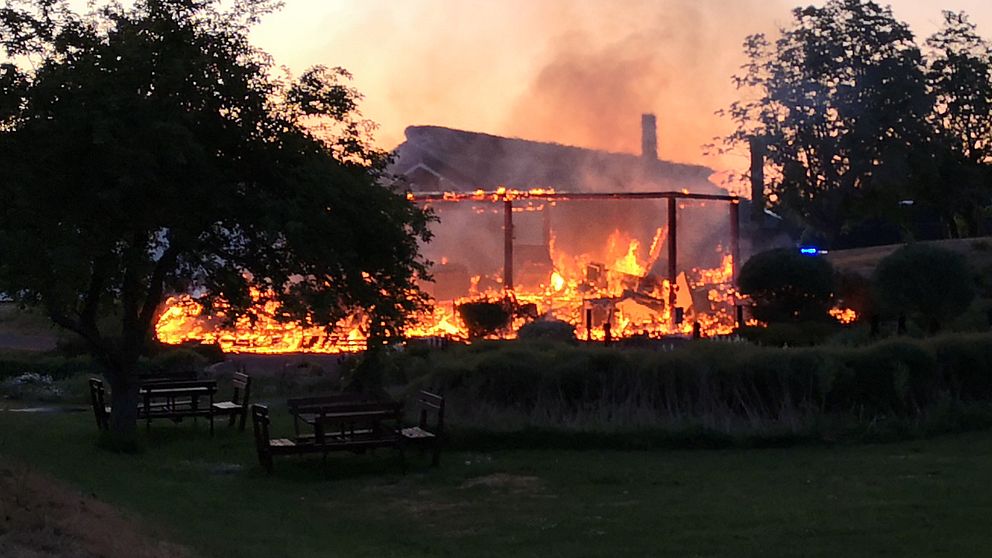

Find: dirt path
[0,461,192,558]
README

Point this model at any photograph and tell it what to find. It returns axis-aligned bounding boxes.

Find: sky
[252,1,992,192]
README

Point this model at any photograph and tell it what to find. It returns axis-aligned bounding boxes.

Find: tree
[0,0,433,440]
[872,244,975,333]
[738,249,835,323]
[723,0,933,245]
[923,11,992,236]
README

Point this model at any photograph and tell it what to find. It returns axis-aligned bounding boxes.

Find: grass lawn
[1,410,991,557]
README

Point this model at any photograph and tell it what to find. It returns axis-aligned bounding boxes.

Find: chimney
[641,113,657,160]
[749,136,765,225]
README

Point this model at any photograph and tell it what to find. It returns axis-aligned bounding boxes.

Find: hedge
[391,334,992,438]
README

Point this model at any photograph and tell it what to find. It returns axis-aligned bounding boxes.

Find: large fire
[154,188,853,353]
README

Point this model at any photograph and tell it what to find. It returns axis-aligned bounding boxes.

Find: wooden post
[503,199,513,292]
[749,136,765,225]
[667,197,677,310]
[730,200,740,285]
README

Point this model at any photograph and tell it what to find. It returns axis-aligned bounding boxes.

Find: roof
[389,125,724,195]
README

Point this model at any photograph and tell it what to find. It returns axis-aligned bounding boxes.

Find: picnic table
[252,391,445,473]
[139,379,217,435]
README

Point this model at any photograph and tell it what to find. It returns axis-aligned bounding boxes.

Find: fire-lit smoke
[256,0,789,192]
[503,0,789,190]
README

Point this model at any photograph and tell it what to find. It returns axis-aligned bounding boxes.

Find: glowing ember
[829,307,858,324]
[156,189,748,352]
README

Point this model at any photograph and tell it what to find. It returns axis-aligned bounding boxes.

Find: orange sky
[251,1,992,192]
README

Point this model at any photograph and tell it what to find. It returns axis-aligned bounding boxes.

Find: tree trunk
[107,371,140,442]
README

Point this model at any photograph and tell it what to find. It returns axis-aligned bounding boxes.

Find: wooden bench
[212,371,251,431]
[252,392,445,473]
[286,393,382,437]
[88,378,110,431]
[88,377,219,434]
[400,391,445,466]
[139,380,217,435]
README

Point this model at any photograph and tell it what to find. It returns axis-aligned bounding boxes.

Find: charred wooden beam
[410,191,740,203]
[503,199,513,292]
[667,197,677,311]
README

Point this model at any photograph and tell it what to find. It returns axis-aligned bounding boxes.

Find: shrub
[394,333,992,441]
[873,244,975,333]
[458,300,512,338]
[517,319,576,342]
[834,269,875,318]
[145,348,208,377]
[736,322,843,347]
[738,248,835,322]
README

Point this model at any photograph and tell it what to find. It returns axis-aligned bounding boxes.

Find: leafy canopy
[723,0,934,244]
[872,244,975,331]
[0,0,433,374]
[738,248,836,323]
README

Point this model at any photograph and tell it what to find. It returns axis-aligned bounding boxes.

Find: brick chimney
[641,113,657,160]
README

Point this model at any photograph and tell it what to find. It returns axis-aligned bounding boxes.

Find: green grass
[2,411,992,557]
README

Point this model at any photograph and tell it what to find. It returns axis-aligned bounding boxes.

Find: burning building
[156,115,759,352]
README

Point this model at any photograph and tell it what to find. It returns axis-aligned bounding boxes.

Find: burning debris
[156,188,750,353]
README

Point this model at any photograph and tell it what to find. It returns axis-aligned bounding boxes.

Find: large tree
[0,0,432,439]
[724,0,933,245]
[924,11,992,236]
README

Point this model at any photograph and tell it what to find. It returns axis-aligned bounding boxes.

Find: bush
[517,319,576,342]
[736,321,843,347]
[873,244,975,332]
[834,269,875,318]
[393,333,992,442]
[145,348,208,377]
[0,352,97,381]
[458,300,512,338]
[738,248,835,322]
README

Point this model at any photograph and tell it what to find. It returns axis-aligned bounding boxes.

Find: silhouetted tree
[738,249,836,323]
[0,0,432,441]
[873,244,975,333]
[923,11,992,236]
[723,0,933,245]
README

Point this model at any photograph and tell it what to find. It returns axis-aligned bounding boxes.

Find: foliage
[873,244,976,331]
[923,12,992,236]
[458,301,512,339]
[0,0,432,434]
[737,249,836,322]
[723,0,933,244]
[516,319,576,343]
[394,333,992,436]
[834,269,876,317]
[735,321,844,347]
[0,351,97,381]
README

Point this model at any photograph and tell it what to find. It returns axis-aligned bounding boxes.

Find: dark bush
[834,269,875,318]
[736,321,843,347]
[517,319,576,342]
[394,333,992,441]
[458,300,512,339]
[738,248,835,322]
[873,244,975,333]
[145,348,208,377]
[0,351,97,380]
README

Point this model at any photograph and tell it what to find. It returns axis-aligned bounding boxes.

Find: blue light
[799,247,819,255]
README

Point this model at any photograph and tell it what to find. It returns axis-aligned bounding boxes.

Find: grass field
[2,410,992,557]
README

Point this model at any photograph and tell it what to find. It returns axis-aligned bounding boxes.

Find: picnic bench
[251,390,445,473]
[89,377,219,435]
[140,379,217,434]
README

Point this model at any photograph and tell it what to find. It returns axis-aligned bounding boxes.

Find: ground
[1,410,991,557]
[825,235,992,277]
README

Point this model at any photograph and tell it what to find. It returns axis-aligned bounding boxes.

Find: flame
[829,307,858,324]
[156,196,751,352]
